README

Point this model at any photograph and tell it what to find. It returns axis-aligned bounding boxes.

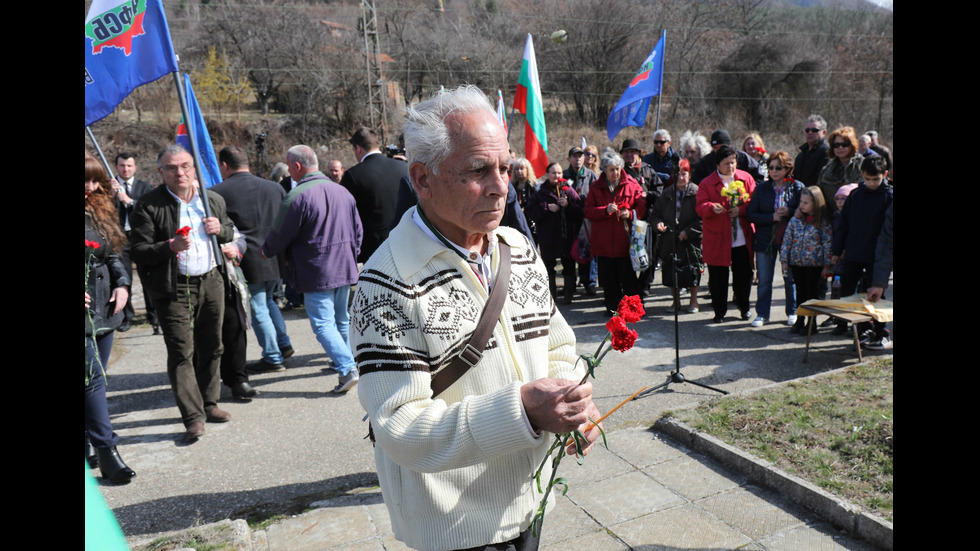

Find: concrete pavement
[99,267,892,550]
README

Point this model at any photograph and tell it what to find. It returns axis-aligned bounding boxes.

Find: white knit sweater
[353,208,583,551]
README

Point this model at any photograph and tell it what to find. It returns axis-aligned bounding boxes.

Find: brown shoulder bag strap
[429,241,511,398]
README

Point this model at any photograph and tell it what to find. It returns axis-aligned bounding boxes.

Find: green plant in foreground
[529,295,646,538]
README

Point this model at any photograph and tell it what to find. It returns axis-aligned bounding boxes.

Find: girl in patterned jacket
[781,186,832,334]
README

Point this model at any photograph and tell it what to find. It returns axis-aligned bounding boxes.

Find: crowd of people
[85,87,892,550]
[506,116,892,350]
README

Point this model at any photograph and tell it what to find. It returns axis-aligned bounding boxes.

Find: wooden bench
[801,304,873,363]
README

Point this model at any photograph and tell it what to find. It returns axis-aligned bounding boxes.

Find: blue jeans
[305,286,356,376]
[85,332,118,448]
[755,250,796,319]
[248,280,293,364]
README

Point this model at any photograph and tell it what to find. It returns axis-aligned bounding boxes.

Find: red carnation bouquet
[530,295,645,536]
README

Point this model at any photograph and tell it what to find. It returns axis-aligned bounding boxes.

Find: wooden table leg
[803,315,813,363]
[852,323,863,361]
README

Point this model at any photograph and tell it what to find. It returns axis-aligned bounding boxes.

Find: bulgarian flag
[513,34,548,177]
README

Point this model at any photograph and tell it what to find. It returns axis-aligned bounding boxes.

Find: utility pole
[361,0,388,144]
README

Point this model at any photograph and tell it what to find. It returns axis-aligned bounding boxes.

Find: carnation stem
[579,384,649,434]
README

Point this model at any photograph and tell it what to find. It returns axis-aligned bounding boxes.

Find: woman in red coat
[696,144,756,323]
[584,151,647,314]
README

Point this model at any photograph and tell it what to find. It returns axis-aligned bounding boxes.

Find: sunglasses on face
[832,142,850,149]
[654,140,668,145]
[583,153,596,157]
[769,166,786,171]
[805,127,823,133]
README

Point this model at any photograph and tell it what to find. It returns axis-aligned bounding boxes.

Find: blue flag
[606,31,666,141]
[85,0,179,126]
[176,74,223,189]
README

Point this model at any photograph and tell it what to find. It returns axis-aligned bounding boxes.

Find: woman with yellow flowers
[695,144,756,323]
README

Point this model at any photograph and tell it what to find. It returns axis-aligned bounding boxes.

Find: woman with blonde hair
[742,133,769,181]
[85,150,136,483]
[583,145,601,177]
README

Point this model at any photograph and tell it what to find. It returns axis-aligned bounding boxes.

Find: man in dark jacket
[213,146,294,391]
[340,127,409,264]
[830,155,893,346]
[641,129,680,186]
[621,138,664,294]
[130,145,236,441]
[794,115,830,188]
[112,152,156,333]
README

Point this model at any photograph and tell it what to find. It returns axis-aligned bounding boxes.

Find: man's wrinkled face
[412,110,510,245]
[158,151,196,195]
[568,152,584,171]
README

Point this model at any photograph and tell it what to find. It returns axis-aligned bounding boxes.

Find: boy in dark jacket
[829,156,893,347]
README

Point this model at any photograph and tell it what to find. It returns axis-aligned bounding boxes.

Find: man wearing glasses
[131,144,237,441]
[793,115,830,188]
[642,129,681,186]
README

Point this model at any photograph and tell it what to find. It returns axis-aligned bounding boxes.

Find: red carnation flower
[85,239,101,249]
[605,316,638,352]
[616,295,645,324]
[175,226,191,237]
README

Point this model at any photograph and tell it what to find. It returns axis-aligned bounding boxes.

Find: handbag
[222,257,252,331]
[570,224,592,264]
[628,213,651,272]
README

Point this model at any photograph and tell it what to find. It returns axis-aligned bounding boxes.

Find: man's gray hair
[653,129,671,142]
[404,84,497,174]
[287,145,319,170]
[805,114,827,131]
[157,144,190,166]
[599,150,624,171]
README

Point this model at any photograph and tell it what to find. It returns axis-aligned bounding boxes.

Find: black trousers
[707,245,752,319]
[195,288,250,389]
[543,255,575,298]
[596,256,640,312]
[455,527,539,551]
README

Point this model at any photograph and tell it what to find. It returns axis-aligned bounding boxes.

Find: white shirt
[166,186,218,276]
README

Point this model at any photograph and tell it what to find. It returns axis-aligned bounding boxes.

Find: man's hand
[521,379,602,455]
[203,217,222,235]
[221,243,240,261]
[867,286,884,303]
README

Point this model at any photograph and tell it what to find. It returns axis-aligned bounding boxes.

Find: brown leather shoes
[205,407,231,423]
[185,422,205,440]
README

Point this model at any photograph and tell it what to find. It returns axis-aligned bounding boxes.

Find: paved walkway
[100,267,892,550]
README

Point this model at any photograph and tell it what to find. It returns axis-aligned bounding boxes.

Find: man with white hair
[260,145,363,393]
[353,85,602,551]
[642,129,681,186]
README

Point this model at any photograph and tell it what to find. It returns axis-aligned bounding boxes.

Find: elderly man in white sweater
[352,85,603,551]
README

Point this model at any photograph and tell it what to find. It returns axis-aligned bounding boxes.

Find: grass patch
[671,357,893,522]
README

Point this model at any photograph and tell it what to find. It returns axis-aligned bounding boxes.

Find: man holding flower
[352,85,603,551]
[130,145,236,441]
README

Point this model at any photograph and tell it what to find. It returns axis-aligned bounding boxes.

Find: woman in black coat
[649,158,703,313]
[525,162,583,304]
[85,151,136,483]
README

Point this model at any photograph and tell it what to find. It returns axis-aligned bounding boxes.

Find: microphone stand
[637,185,727,398]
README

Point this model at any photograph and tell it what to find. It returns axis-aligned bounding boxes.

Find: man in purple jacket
[261,145,364,393]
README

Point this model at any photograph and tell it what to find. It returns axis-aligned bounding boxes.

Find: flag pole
[172,69,222,262]
[86,126,117,180]
[655,29,665,132]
